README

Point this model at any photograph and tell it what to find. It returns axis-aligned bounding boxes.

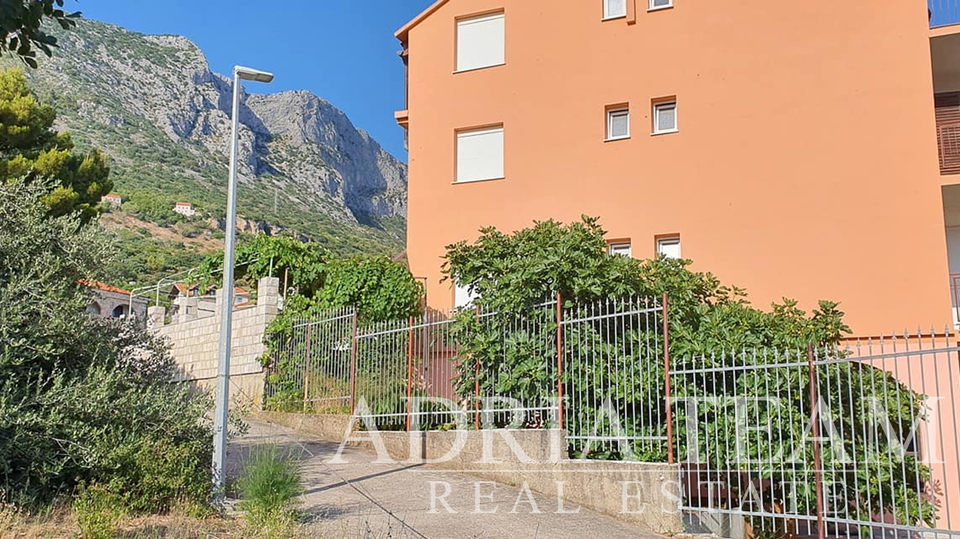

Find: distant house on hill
[81,280,148,320]
[100,193,122,207]
[173,202,197,217]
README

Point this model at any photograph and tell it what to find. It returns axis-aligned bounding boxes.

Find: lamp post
[212,65,274,495]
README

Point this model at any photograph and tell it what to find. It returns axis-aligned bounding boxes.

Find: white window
[649,0,673,10]
[653,101,678,134]
[657,237,681,259]
[455,282,478,308]
[608,242,632,257]
[604,0,627,19]
[456,126,504,183]
[606,108,630,140]
[456,13,505,72]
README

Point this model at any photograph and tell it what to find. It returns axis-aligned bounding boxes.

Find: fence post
[807,344,826,539]
[556,291,564,431]
[474,305,481,431]
[663,294,674,465]
[406,315,415,432]
[349,309,359,415]
[303,323,313,412]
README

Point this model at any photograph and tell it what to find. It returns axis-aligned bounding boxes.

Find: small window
[657,236,681,259]
[456,126,504,183]
[606,108,630,141]
[604,0,627,19]
[653,101,678,134]
[649,0,673,10]
[457,13,505,72]
[609,242,632,258]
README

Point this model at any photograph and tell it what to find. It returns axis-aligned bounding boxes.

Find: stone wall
[149,276,279,407]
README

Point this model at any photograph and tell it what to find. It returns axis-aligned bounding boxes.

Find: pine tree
[0,67,111,223]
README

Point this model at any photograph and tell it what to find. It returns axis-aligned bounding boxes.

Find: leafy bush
[74,484,126,539]
[0,180,223,511]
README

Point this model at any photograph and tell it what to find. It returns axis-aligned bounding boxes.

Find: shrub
[74,484,126,539]
[0,181,229,512]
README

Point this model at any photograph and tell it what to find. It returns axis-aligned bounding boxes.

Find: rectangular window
[657,236,681,259]
[456,126,504,183]
[457,13,505,72]
[608,242,632,257]
[649,0,673,10]
[653,101,678,134]
[606,108,630,140]
[603,0,627,19]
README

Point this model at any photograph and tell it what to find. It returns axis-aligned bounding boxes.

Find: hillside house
[100,193,122,208]
[82,280,148,320]
[173,202,197,217]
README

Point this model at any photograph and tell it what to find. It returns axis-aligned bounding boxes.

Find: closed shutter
[936,93,960,175]
[457,13,505,72]
[457,127,504,182]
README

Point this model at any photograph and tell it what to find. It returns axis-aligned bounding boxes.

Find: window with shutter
[456,127,505,183]
[457,13,505,72]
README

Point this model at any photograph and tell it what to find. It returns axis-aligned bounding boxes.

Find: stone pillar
[147,306,166,329]
[182,297,199,321]
[258,277,279,306]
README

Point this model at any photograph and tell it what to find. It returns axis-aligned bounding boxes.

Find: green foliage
[443,216,933,527]
[195,235,329,297]
[237,445,302,538]
[0,180,220,511]
[317,256,424,323]
[0,0,79,68]
[0,68,111,223]
[74,483,125,539]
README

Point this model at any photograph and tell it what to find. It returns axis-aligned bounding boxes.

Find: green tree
[0,0,80,67]
[0,68,111,223]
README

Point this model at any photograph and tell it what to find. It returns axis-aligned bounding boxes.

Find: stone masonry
[148,276,279,408]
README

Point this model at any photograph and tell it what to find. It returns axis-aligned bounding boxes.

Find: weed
[75,484,126,539]
[236,445,304,539]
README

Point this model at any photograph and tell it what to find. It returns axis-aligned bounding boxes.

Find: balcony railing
[930,0,960,28]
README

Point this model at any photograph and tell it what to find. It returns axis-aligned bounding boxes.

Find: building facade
[396,0,960,336]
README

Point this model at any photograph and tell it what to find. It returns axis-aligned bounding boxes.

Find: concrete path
[227,419,664,539]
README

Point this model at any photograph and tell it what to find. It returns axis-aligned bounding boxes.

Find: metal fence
[263,295,668,456]
[263,301,960,538]
[671,330,960,539]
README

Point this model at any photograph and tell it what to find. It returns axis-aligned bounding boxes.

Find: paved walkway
[227,419,664,539]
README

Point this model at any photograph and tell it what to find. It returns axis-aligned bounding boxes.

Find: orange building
[396,0,960,336]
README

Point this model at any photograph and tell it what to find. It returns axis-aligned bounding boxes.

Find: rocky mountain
[15,19,407,260]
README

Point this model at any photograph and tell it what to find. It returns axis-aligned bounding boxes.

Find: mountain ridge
[13,18,407,283]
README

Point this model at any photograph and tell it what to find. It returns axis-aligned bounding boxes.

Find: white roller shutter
[457,127,504,182]
[457,13,505,72]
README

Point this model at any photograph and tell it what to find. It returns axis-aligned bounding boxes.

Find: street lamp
[212,65,274,495]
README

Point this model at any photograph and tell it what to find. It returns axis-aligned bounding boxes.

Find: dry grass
[0,504,244,539]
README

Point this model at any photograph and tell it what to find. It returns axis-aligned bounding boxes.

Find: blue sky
[74,0,435,160]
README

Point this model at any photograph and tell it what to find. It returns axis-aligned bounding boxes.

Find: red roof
[175,202,192,207]
[79,279,131,295]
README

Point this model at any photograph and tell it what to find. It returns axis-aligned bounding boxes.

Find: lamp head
[234,65,274,83]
